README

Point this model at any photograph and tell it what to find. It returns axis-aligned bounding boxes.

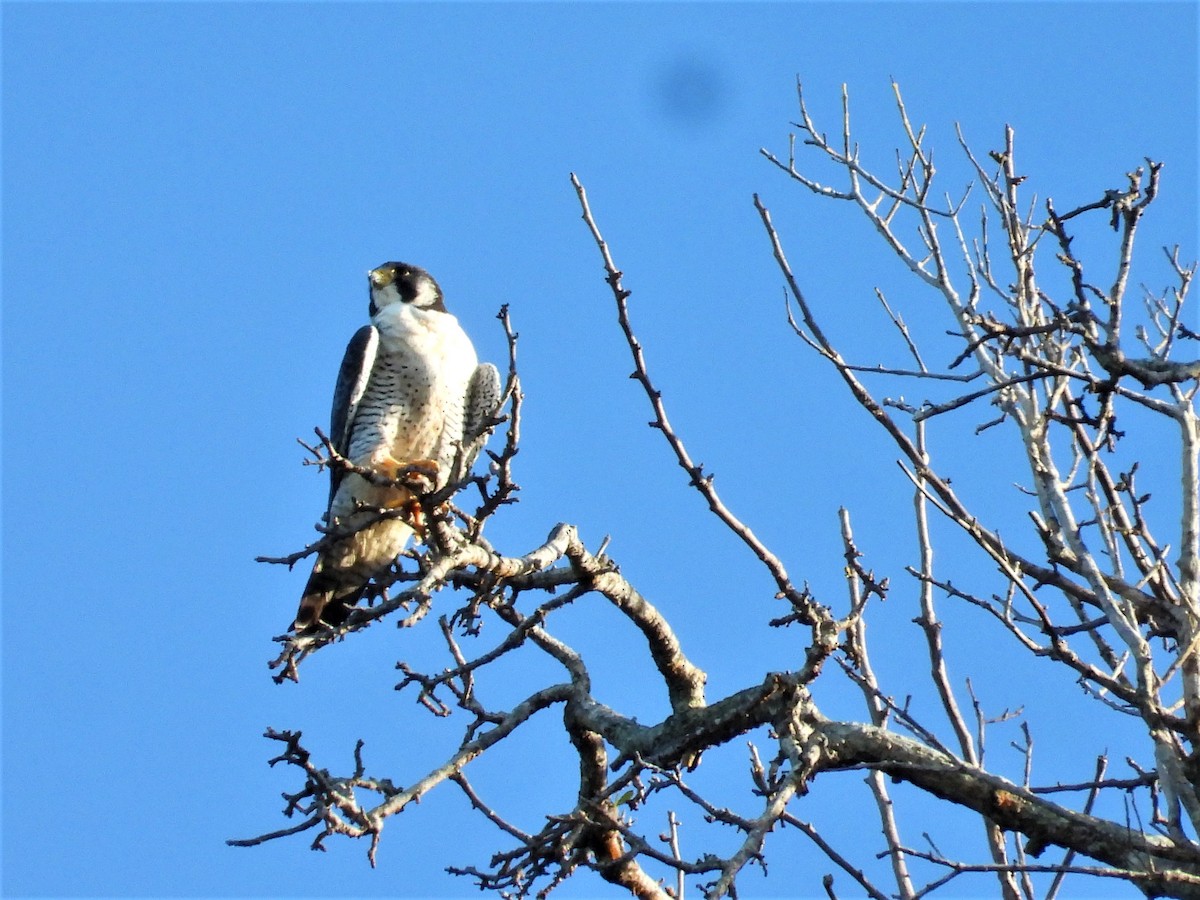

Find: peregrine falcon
[293,262,501,631]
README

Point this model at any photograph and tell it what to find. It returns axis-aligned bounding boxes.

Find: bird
[293,262,501,631]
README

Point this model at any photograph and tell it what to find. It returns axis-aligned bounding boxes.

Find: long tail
[293,564,366,631]
[291,509,415,631]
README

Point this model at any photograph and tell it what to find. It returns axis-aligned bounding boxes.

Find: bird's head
[368,262,446,317]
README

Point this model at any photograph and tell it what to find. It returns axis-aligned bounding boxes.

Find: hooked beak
[368,266,393,288]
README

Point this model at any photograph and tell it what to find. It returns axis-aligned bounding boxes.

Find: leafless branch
[240,80,1200,900]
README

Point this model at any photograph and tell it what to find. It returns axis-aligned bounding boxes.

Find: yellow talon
[376,456,439,488]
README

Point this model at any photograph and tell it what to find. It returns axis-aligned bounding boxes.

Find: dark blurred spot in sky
[649,53,731,129]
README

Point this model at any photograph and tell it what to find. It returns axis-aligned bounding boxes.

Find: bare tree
[233,82,1200,898]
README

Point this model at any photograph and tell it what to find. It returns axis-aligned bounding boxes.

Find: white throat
[370,282,403,309]
[372,296,454,347]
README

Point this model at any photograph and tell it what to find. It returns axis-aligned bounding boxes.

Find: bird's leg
[372,456,442,538]
[375,455,440,491]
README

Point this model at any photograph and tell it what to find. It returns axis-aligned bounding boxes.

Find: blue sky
[3,2,1197,897]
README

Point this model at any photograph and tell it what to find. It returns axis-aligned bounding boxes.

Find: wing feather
[449,363,502,485]
[465,363,502,442]
[328,324,378,505]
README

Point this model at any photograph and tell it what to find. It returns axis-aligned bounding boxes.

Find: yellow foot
[368,457,437,535]
[376,456,439,489]
[403,498,428,537]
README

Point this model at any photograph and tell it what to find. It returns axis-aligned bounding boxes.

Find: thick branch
[815,715,1200,894]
